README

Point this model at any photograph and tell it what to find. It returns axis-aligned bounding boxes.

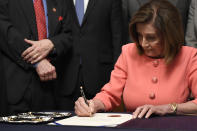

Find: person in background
[0,0,71,114]
[55,0,123,110]
[122,0,191,44]
[75,0,197,118]
[185,0,197,47]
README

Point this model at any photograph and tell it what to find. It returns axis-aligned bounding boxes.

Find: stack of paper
[52,113,133,127]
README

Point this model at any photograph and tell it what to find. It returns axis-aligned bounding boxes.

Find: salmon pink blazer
[94,43,197,111]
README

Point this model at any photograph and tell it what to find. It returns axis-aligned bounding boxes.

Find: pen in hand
[80,86,89,106]
[80,86,92,116]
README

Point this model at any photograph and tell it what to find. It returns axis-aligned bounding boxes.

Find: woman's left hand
[133,104,172,119]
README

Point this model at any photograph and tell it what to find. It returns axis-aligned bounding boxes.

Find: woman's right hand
[75,97,95,117]
[75,97,105,117]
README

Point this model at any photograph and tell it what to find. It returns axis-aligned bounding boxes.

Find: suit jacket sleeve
[185,0,197,47]
[48,0,72,58]
[0,0,33,70]
[110,0,123,63]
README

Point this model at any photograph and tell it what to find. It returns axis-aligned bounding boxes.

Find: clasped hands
[75,97,174,118]
[22,39,54,64]
[22,39,56,81]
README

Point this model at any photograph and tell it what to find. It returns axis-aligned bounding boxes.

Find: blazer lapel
[19,0,38,39]
[46,0,59,37]
[81,0,96,26]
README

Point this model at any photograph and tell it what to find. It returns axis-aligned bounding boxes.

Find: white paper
[52,113,133,127]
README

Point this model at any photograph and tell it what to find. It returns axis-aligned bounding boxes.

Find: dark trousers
[8,75,55,115]
[56,65,94,110]
[0,76,8,116]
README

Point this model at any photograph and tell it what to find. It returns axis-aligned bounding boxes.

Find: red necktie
[33,0,47,40]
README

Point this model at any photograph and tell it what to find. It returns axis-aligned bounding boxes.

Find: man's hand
[36,59,57,81]
[133,104,172,119]
[22,39,54,64]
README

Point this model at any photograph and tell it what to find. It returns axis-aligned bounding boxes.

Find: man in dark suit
[122,0,191,44]
[56,0,123,110]
[0,0,71,114]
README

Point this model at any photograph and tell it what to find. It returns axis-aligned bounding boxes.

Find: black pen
[80,86,89,106]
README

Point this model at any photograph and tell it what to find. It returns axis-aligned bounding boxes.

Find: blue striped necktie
[75,0,84,25]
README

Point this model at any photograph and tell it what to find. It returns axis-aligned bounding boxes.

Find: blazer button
[149,93,155,99]
[152,77,158,83]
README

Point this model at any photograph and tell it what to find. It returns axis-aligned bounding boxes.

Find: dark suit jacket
[0,52,8,116]
[122,0,191,43]
[56,0,123,97]
[0,0,71,105]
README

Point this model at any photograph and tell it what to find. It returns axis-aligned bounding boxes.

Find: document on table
[52,113,133,127]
